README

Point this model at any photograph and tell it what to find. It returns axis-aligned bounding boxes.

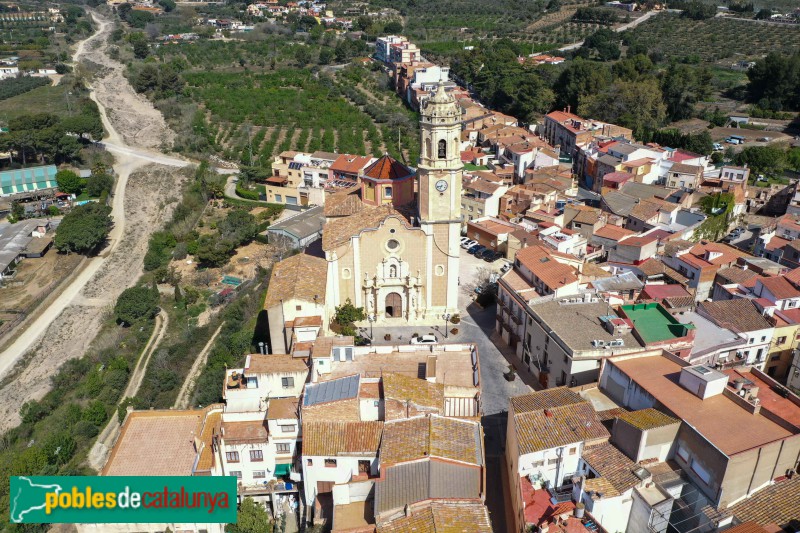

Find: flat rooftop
[611,355,794,456]
[724,369,800,431]
[619,303,695,344]
[333,500,374,531]
[103,410,209,476]
[675,311,744,357]
[531,300,642,354]
[323,344,478,391]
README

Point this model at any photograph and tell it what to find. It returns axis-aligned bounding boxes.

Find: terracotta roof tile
[581,442,641,496]
[515,245,579,289]
[263,254,327,309]
[757,275,800,300]
[380,415,482,466]
[510,387,584,413]
[699,299,771,333]
[513,402,609,455]
[364,155,413,181]
[324,186,364,217]
[377,501,492,533]
[303,420,383,456]
[616,408,679,431]
[322,204,412,251]
[331,154,374,174]
[594,224,636,241]
[725,476,800,529]
[716,267,758,285]
[382,372,444,412]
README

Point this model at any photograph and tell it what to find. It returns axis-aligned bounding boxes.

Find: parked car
[461,239,477,249]
[713,143,723,151]
[477,248,495,260]
[483,250,502,262]
[467,244,485,255]
[757,137,772,142]
[500,262,512,273]
[410,334,438,345]
[460,237,471,246]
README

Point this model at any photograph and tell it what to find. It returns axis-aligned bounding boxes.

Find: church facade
[322,84,463,323]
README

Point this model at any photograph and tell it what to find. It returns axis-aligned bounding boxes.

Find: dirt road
[173,322,225,410]
[87,312,170,472]
[558,10,661,51]
[0,11,188,432]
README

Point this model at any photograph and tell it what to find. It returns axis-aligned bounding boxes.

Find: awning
[274,463,291,477]
[266,176,288,185]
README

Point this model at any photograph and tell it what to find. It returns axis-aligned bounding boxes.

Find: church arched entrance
[385,292,402,318]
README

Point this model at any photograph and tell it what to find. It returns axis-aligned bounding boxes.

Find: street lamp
[368,313,376,340]
[442,313,451,339]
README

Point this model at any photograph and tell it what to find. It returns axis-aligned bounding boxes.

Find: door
[385,292,402,318]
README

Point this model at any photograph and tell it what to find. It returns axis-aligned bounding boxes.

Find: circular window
[435,264,445,276]
[387,239,400,251]
[342,268,352,279]
[389,228,396,234]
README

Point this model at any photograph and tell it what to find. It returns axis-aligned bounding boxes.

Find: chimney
[544,409,553,418]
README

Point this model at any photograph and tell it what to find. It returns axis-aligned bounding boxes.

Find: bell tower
[417,83,462,315]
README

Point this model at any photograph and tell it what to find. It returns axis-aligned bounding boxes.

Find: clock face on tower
[435,179,448,192]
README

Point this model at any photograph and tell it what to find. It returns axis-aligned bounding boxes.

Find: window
[548,458,558,465]
[387,239,400,251]
[307,458,313,466]
[275,194,282,202]
[295,305,302,311]
[690,459,712,485]
[253,470,266,479]
[771,354,781,361]
[281,425,296,433]
[325,459,337,468]
[777,336,787,345]
[276,443,291,454]
[749,338,754,344]
[230,471,242,479]
[250,450,263,462]
[563,355,568,364]
[226,451,240,463]
[389,265,397,278]
[282,377,294,388]
[385,186,392,198]
[531,460,544,468]
[569,447,576,456]
[760,336,766,342]
[286,196,298,205]
[676,444,690,463]
[438,139,447,159]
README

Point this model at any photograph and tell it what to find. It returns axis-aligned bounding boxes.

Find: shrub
[20,400,46,424]
[86,172,114,197]
[56,169,83,195]
[236,185,260,201]
[73,420,99,438]
[115,286,159,325]
[54,203,113,254]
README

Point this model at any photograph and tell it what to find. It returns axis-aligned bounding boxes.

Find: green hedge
[235,184,260,201]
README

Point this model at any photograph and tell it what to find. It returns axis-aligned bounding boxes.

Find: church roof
[363,155,414,181]
[323,186,363,217]
[322,204,413,251]
[264,253,327,309]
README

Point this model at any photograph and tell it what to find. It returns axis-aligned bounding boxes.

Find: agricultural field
[623,13,800,63]
[181,68,388,166]
[0,82,75,121]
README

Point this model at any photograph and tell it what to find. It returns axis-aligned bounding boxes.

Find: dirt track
[0,11,186,432]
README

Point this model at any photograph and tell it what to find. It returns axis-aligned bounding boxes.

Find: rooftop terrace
[619,302,695,344]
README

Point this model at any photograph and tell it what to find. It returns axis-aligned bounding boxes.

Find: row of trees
[0,107,104,165]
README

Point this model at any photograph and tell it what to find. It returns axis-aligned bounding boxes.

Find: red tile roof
[594,224,636,241]
[639,284,692,301]
[363,154,413,181]
[331,154,374,174]
[515,246,579,290]
[757,275,800,300]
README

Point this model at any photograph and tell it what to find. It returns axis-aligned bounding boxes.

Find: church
[264,84,465,352]
[321,83,463,323]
